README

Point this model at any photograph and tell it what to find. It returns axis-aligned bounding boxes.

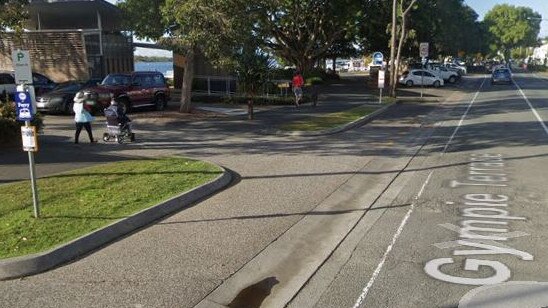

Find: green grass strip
[280,105,379,131]
[0,157,222,259]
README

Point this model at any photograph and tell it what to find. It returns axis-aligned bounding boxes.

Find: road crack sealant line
[286,113,443,307]
[513,78,548,136]
[352,171,434,308]
[352,76,487,307]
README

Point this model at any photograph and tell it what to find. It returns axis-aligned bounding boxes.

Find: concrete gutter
[263,102,395,137]
[0,167,232,281]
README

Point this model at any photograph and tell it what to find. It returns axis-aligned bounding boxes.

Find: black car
[0,71,57,102]
[36,79,102,114]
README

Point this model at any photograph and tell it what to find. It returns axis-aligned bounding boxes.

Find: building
[0,0,133,82]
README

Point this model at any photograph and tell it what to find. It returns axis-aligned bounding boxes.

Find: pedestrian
[73,91,96,144]
[292,70,304,108]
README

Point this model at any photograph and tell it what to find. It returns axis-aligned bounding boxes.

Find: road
[292,74,548,308]
[1,74,547,308]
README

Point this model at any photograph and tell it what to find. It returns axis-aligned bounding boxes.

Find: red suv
[85,71,170,112]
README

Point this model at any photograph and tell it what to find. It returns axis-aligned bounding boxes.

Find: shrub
[0,102,44,146]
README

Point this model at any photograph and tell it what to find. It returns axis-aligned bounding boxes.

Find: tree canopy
[0,0,28,35]
[484,4,541,59]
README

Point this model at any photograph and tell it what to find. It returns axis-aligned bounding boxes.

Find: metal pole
[421,71,424,98]
[25,121,40,218]
[379,88,383,104]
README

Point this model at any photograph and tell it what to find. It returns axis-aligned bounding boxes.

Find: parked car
[84,71,170,113]
[36,79,102,114]
[399,69,444,87]
[445,63,467,75]
[491,68,512,85]
[425,65,459,83]
[0,71,57,101]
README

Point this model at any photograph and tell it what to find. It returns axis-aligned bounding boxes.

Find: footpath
[0,74,385,184]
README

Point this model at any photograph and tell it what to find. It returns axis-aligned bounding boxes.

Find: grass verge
[280,105,380,131]
[0,157,222,259]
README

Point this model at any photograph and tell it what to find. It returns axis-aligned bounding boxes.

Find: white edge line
[514,79,548,136]
[352,171,434,308]
[441,77,487,155]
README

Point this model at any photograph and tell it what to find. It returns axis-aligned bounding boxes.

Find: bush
[0,102,44,146]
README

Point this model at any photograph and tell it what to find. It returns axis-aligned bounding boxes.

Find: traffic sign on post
[12,50,36,113]
[378,70,385,89]
[373,52,384,66]
[420,42,429,58]
[15,91,34,121]
[12,50,32,84]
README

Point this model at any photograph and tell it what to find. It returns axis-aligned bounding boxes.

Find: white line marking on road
[514,80,548,136]
[352,171,434,308]
[441,77,487,155]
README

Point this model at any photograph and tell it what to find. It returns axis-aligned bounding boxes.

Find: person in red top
[292,70,304,107]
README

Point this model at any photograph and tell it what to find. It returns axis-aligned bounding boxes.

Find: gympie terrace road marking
[352,171,434,308]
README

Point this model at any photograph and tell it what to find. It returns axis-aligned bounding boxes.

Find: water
[134,61,173,77]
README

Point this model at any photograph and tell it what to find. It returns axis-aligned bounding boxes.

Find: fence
[192,75,292,97]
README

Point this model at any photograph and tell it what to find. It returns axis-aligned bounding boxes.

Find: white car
[445,63,467,75]
[425,65,459,83]
[399,69,444,87]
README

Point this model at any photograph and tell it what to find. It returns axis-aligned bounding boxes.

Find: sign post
[419,43,429,99]
[13,50,41,218]
[372,52,384,66]
[378,69,385,104]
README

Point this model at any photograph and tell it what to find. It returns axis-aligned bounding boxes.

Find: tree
[119,0,254,113]
[0,0,28,42]
[484,4,541,60]
[389,0,417,97]
[256,0,360,73]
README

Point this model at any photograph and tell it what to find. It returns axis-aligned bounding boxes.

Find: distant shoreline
[134,56,173,63]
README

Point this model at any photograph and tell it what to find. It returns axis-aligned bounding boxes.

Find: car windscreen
[52,82,81,92]
[102,75,131,86]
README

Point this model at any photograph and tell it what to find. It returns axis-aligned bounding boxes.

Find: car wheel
[406,80,414,87]
[154,94,167,111]
[119,98,131,114]
[433,81,441,88]
[103,133,110,142]
[448,76,456,84]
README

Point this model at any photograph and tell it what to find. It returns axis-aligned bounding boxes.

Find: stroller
[102,107,135,144]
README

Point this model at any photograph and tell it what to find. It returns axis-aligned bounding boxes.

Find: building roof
[26,0,123,31]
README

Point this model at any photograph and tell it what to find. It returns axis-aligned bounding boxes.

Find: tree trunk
[392,11,407,98]
[388,0,398,97]
[332,57,337,71]
[179,46,195,113]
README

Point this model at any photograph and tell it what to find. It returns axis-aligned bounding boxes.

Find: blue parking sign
[15,91,34,121]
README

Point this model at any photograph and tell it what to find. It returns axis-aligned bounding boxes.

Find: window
[153,74,165,86]
[32,74,50,85]
[0,74,15,85]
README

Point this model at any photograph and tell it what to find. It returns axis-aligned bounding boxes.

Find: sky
[465,0,548,37]
[121,0,548,57]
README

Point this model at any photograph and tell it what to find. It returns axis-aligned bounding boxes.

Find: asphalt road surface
[1,74,547,308]
[292,74,548,308]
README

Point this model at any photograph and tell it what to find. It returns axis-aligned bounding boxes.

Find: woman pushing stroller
[102,96,135,143]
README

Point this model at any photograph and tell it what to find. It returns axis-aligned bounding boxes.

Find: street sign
[378,70,385,89]
[373,52,384,65]
[12,50,32,85]
[15,91,34,121]
[21,126,38,152]
[420,42,429,58]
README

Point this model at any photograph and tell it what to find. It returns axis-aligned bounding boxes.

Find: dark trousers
[75,122,94,143]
